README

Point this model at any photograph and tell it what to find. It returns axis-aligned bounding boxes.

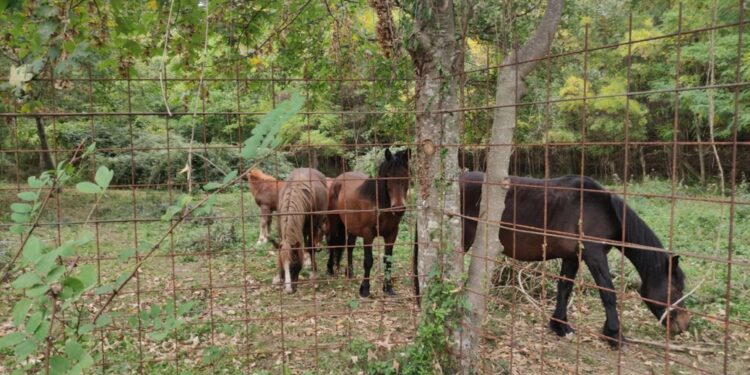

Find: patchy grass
[1,178,749,374]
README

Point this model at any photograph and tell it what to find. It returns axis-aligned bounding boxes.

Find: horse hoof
[602,327,624,349]
[326,269,335,277]
[359,284,371,298]
[383,285,396,297]
[284,287,295,294]
[549,320,574,337]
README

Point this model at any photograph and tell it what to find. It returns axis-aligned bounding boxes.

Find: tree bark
[35,116,55,171]
[410,0,466,292]
[461,0,563,370]
[408,0,469,366]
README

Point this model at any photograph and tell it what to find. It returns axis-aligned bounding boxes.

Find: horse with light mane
[271,168,328,293]
[247,168,285,246]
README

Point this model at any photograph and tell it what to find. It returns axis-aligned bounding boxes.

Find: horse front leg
[550,257,579,336]
[582,247,623,348]
[256,206,272,246]
[382,230,398,296]
[359,235,374,298]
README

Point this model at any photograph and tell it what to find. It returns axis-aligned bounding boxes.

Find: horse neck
[623,246,669,284]
[374,176,390,209]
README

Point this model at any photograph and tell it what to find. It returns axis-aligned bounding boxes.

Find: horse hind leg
[550,258,579,337]
[582,245,623,348]
[345,233,356,279]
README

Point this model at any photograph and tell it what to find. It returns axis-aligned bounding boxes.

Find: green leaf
[94,166,114,190]
[202,182,222,191]
[12,271,42,289]
[76,265,97,289]
[49,355,71,375]
[12,299,32,327]
[0,332,25,348]
[26,284,49,297]
[241,92,304,159]
[117,247,135,262]
[127,315,139,329]
[10,224,25,234]
[84,142,97,157]
[22,236,44,263]
[150,304,161,319]
[25,311,43,334]
[95,313,112,328]
[27,176,46,189]
[65,340,85,360]
[14,339,36,361]
[177,301,197,316]
[47,265,66,283]
[149,330,170,342]
[61,277,85,299]
[161,205,181,221]
[75,182,102,194]
[17,191,38,201]
[115,272,130,288]
[94,284,113,295]
[11,203,32,213]
[11,212,30,223]
[33,320,50,341]
[77,324,95,335]
[222,170,238,185]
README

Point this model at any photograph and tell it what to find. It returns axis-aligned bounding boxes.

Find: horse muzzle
[665,310,691,335]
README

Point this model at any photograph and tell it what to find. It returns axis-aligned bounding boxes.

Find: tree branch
[501,0,563,81]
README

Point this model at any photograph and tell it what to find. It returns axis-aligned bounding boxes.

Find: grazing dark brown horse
[247,168,285,246]
[458,171,690,347]
[271,168,328,293]
[327,149,410,298]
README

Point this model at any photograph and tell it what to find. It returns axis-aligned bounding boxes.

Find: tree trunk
[408,0,468,366]
[35,116,55,171]
[461,0,563,369]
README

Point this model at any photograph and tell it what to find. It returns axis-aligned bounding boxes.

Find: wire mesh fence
[1,2,749,374]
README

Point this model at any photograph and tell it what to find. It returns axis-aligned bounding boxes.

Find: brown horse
[326,149,410,298]
[459,171,690,347]
[247,168,285,246]
[271,168,328,293]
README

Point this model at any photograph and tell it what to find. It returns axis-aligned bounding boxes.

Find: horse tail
[609,194,664,251]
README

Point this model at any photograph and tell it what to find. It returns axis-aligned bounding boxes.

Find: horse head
[640,255,691,334]
[381,148,410,212]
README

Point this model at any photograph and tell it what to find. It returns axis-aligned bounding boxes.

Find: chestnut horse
[458,171,690,347]
[327,149,410,298]
[247,168,285,245]
[271,168,328,293]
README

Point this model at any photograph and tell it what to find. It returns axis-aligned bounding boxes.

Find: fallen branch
[625,337,717,353]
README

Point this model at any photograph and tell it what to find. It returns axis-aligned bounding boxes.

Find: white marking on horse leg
[284,259,293,293]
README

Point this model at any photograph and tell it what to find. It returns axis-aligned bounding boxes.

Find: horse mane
[278,178,316,250]
[610,193,685,290]
[248,168,277,182]
[357,150,409,208]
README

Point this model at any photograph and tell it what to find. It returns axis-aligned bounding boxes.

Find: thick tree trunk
[408,0,467,366]
[35,116,55,171]
[461,0,563,369]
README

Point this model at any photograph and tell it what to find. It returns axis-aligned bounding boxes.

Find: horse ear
[384,148,393,161]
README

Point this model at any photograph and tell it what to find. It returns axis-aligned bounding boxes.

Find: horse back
[460,173,620,260]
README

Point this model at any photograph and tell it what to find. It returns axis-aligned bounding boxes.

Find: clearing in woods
[1,179,748,374]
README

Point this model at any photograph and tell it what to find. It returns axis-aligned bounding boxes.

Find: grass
[1,178,749,374]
